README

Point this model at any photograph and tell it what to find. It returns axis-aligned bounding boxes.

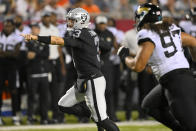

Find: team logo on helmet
[81,14,87,24]
[66,8,90,29]
[135,3,162,31]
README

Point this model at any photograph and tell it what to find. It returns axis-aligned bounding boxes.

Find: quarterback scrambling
[21,8,119,131]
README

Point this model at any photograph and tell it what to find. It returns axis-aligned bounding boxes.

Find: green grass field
[0,111,171,131]
[0,125,170,131]
[1,111,142,125]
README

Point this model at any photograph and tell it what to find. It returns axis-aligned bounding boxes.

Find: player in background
[118,3,196,131]
[21,8,120,131]
[179,8,196,78]
[0,19,22,125]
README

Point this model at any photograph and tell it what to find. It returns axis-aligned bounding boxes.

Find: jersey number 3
[160,30,179,58]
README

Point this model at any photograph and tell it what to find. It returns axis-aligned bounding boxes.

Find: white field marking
[0,121,161,130]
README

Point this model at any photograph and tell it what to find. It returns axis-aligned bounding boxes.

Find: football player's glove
[117,46,130,63]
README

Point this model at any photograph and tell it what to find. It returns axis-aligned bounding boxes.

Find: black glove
[117,46,130,62]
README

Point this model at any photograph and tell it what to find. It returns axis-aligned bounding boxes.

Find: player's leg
[8,68,21,125]
[142,84,185,131]
[58,85,87,117]
[0,67,5,125]
[85,76,119,131]
[39,77,50,122]
[26,76,38,124]
[162,72,196,131]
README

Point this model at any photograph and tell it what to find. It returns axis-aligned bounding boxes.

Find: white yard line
[0,121,161,130]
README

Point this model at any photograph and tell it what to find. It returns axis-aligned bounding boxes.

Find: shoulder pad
[73,28,95,44]
[169,24,180,31]
[137,29,156,46]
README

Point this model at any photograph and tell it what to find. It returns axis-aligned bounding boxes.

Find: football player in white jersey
[118,3,196,131]
[0,19,22,125]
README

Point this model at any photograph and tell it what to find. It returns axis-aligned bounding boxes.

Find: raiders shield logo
[81,14,87,24]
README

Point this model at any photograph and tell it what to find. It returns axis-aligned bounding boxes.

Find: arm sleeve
[137,29,156,46]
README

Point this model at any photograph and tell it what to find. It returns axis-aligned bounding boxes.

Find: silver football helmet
[66,8,90,30]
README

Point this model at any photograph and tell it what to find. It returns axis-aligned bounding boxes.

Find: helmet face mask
[135,3,162,31]
[66,8,90,30]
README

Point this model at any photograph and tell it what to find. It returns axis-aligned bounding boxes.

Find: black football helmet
[135,3,162,31]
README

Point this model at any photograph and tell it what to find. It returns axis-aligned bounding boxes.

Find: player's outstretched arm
[181,32,196,47]
[20,34,65,46]
[118,41,154,72]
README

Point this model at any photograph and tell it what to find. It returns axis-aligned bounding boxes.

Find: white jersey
[0,32,22,52]
[179,20,192,34]
[15,25,31,51]
[137,24,189,80]
[39,23,60,60]
[188,24,196,38]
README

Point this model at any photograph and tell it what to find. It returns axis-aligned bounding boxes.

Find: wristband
[37,36,51,44]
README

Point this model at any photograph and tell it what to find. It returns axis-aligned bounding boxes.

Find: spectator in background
[81,0,101,16]
[43,0,66,20]
[26,23,50,125]
[94,0,109,12]
[122,27,138,56]
[15,0,38,20]
[49,12,66,123]
[161,0,185,19]
[105,0,120,15]
[192,0,196,7]
[94,16,118,122]
[175,0,190,15]
[0,0,15,20]
[107,18,124,46]
[15,15,31,51]
[14,15,31,119]
[67,0,84,11]
[39,11,65,124]
[148,0,159,4]
[114,0,134,19]
[121,26,138,121]
[122,24,157,120]
[0,19,22,125]
[107,18,123,119]
[180,7,196,79]
[137,0,147,4]
[56,0,70,9]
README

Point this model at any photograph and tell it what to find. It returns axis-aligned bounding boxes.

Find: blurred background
[0,0,194,126]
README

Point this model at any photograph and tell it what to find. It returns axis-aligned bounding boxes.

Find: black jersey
[26,41,49,75]
[64,28,102,79]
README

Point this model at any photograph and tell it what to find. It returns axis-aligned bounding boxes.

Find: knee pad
[97,118,119,131]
